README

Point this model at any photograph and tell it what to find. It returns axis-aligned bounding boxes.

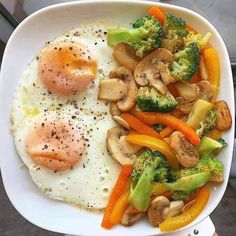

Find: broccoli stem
[107,28,142,46]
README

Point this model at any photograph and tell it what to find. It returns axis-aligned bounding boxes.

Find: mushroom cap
[148,196,170,227]
[110,67,138,112]
[113,43,140,71]
[106,126,139,165]
[170,131,199,168]
[134,48,174,87]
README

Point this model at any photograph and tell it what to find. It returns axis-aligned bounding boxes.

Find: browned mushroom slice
[121,205,145,226]
[110,67,137,111]
[157,61,175,85]
[215,100,232,131]
[106,127,140,165]
[175,82,199,102]
[112,116,130,130]
[148,196,170,227]
[147,76,168,95]
[109,102,121,116]
[197,80,214,102]
[162,200,184,219]
[175,97,196,115]
[113,43,140,71]
[98,79,127,101]
[170,131,199,168]
[199,55,208,80]
[134,48,174,87]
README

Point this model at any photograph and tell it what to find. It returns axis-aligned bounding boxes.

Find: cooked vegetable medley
[99,5,232,232]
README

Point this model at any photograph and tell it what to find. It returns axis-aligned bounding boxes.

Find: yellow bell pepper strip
[130,109,201,145]
[152,182,169,196]
[120,113,160,139]
[110,190,130,225]
[202,48,220,101]
[126,134,179,170]
[159,186,210,231]
[101,165,133,229]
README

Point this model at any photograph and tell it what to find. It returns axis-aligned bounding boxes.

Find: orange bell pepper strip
[120,113,160,139]
[130,110,201,145]
[126,134,179,170]
[110,190,130,225]
[149,6,165,25]
[202,48,220,101]
[159,187,210,231]
[101,165,133,229]
[160,127,174,138]
[206,128,222,140]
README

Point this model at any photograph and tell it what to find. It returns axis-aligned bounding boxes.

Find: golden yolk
[26,119,85,172]
[38,41,97,95]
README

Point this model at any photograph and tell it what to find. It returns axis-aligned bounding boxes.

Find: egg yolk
[26,119,85,172]
[38,41,97,95]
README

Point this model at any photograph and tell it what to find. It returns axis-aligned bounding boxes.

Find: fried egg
[11,22,121,210]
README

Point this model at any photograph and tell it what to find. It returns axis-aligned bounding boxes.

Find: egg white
[11,22,122,210]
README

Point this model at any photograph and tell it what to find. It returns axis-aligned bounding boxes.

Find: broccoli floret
[107,16,163,57]
[170,43,200,81]
[196,109,217,136]
[172,190,195,201]
[161,13,188,53]
[185,31,212,49]
[136,86,177,112]
[152,124,165,132]
[129,149,169,211]
[132,150,170,182]
[217,138,228,147]
[178,156,224,183]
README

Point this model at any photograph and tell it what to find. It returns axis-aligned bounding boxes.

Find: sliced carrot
[149,6,165,24]
[120,113,160,139]
[189,72,201,84]
[160,127,174,138]
[130,109,201,145]
[101,165,133,229]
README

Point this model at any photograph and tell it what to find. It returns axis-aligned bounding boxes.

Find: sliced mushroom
[112,116,130,130]
[199,55,208,80]
[110,67,137,111]
[157,61,175,85]
[147,75,168,94]
[113,43,140,71]
[121,205,145,226]
[119,135,141,155]
[215,100,232,131]
[162,200,184,219]
[197,80,214,102]
[175,82,199,102]
[134,48,174,93]
[109,102,121,116]
[148,196,170,227]
[170,131,199,168]
[98,79,127,101]
[106,127,139,165]
[175,97,196,115]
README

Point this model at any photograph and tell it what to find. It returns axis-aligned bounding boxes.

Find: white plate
[0,0,234,235]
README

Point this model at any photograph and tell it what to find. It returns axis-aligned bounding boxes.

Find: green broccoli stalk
[136,86,177,112]
[129,150,170,211]
[177,156,224,183]
[107,16,163,57]
[196,109,217,136]
[164,172,210,192]
[184,31,212,49]
[172,190,195,201]
[170,43,200,81]
[198,136,225,156]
